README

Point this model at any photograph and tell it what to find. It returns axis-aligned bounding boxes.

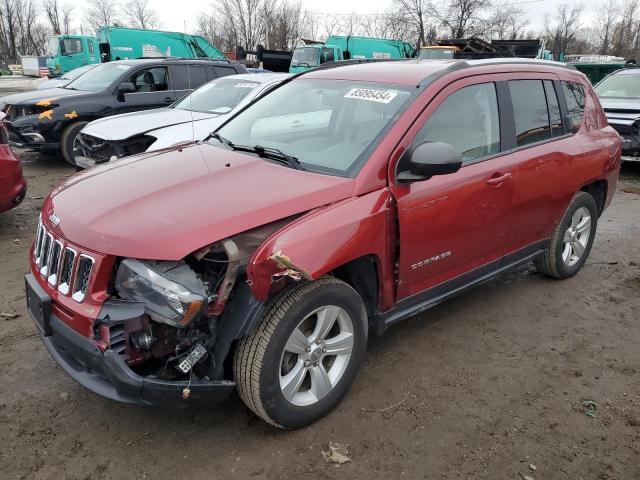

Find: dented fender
[247,188,396,309]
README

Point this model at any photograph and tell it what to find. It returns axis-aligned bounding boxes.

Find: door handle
[486,172,512,187]
[290,121,304,129]
[163,96,173,102]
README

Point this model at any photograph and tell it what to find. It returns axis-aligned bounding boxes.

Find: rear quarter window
[509,79,551,147]
[562,81,586,133]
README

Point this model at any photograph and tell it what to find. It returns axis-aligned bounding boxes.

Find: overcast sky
[114,0,603,36]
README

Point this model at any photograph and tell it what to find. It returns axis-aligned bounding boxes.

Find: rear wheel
[234,277,367,429]
[59,121,88,166]
[536,191,598,279]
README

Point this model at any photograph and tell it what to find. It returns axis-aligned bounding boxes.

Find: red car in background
[0,113,26,213]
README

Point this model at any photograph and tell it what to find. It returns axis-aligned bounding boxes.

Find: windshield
[66,63,130,92]
[47,38,59,57]
[595,71,640,98]
[61,64,95,81]
[291,47,319,67]
[215,78,414,176]
[174,78,261,114]
[418,48,456,60]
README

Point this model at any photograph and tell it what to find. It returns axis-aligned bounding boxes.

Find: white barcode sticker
[344,88,398,104]
[235,82,259,88]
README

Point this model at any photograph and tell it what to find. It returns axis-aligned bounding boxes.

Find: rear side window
[509,80,551,147]
[414,83,500,163]
[544,80,564,138]
[562,81,586,133]
[172,65,209,90]
[214,66,237,78]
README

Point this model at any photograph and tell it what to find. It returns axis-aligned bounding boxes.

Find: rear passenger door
[390,77,518,300]
[171,65,210,101]
[505,76,580,254]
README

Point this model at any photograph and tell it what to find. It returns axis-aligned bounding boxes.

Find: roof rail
[133,56,230,63]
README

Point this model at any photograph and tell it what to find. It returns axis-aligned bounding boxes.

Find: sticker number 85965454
[344,88,398,104]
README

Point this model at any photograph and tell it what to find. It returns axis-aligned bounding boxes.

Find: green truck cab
[289,36,414,73]
[46,27,227,76]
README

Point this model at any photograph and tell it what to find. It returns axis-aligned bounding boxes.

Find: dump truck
[289,36,414,73]
[46,27,226,76]
[418,38,554,61]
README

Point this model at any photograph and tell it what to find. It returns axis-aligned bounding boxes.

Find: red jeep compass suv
[25,59,620,428]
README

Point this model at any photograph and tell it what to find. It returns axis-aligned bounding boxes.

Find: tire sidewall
[553,193,598,277]
[61,121,88,165]
[259,282,367,428]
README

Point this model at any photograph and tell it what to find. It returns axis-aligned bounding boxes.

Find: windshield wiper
[205,131,234,148]
[252,145,303,170]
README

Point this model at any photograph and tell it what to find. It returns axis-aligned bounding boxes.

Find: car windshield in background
[173,78,261,114]
[418,48,456,60]
[215,78,414,176]
[291,47,319,67]
[61,64,95,81]
[595,72,640,98]
[65,63,130,92]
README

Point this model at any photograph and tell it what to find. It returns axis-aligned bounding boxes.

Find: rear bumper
[26,273,235,407]
[0,180,26,213]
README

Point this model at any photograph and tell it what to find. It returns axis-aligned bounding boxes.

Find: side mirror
[397,141,462,183]
[118,82,136,94]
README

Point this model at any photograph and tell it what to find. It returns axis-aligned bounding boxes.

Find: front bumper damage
[606,115,640,162]
[25,273,235,407]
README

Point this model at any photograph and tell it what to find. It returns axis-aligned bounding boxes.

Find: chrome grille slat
[34,218,44,264]
[58,248,76,295]
[39,233,53,277]
[47,240,63,286]
[72,255,94,303]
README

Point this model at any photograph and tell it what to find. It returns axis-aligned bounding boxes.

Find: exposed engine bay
[108,218,296,384]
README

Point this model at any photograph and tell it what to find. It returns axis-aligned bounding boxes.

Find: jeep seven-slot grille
[34,217,94,303]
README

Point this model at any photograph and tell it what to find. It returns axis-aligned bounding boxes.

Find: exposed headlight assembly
[115,259,207,327]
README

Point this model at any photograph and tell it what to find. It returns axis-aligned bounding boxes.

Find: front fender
[247,189,395,309]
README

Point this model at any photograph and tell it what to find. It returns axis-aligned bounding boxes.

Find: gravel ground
[0,148,639,480]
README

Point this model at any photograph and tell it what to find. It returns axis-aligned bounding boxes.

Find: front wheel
[59,121,88,166]
[234,277,368,429]
[536,191,598,279]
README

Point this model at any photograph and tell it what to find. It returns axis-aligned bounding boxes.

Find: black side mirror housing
[397,141,463,183]
[118,82,136,94]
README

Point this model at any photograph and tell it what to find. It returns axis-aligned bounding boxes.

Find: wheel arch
[580,179,607,217]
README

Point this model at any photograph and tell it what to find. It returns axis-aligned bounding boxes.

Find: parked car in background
[25,59,619,429]
[594,68,640,162]
[0,58,246,164]
[36,64,98,90]
[74,73,289,168]
[0,113,26,213]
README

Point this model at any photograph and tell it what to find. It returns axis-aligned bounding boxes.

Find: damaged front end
[74,132,157,169]
[80,218,300,405]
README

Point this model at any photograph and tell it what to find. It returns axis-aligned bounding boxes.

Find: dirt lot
[1,149,639,480]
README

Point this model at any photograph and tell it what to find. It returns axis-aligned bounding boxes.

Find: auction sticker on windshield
[344,88,398,103]
[235,82,259,88]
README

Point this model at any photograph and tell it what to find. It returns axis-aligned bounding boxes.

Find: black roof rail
[133,56,231,63]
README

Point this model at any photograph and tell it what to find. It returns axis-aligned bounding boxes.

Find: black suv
[0,58,246,164]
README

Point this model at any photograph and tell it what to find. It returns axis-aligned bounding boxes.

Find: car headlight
[115,259,207,328]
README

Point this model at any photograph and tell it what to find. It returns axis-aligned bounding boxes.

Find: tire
[234,276,368,429]
[536,191,598,279]
[59,121,88,166]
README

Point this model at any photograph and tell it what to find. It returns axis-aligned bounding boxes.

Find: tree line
[4,0,640,63]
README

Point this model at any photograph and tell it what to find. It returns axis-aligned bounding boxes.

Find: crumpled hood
[601,98,640,126]
[147,115,229,150]
[43,143,355,260]
[82,108,216,141]
[0,87,87,106]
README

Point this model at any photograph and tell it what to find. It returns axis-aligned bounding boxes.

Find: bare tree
[428,0,495,39]
[84,0,120,34]
[487,2,528,39]
[544,3,585,56]
[593,0,620,54]
[42,0,61,34]
[62,3,74,34]
[394,0,429,47]
[122,0,160,30]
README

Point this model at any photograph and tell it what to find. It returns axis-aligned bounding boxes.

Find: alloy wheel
[562,206,592,267]
[279,305,354,407]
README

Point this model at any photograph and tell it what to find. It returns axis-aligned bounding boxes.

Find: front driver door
[115,66,175,114]
[390,78,516,300]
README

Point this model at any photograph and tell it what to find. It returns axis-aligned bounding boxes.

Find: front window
[47,38,59,57]
[61,38,82,56]
[291,47,319,68]
[595,71,640,99]
[215,78,414,176]
[174,78,260,114]
[65,63,131,92]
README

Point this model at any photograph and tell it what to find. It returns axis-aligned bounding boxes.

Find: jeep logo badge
[49,212,61,226]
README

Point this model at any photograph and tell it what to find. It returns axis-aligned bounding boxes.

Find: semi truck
[46,27,227,76]
[289,36,414,73]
